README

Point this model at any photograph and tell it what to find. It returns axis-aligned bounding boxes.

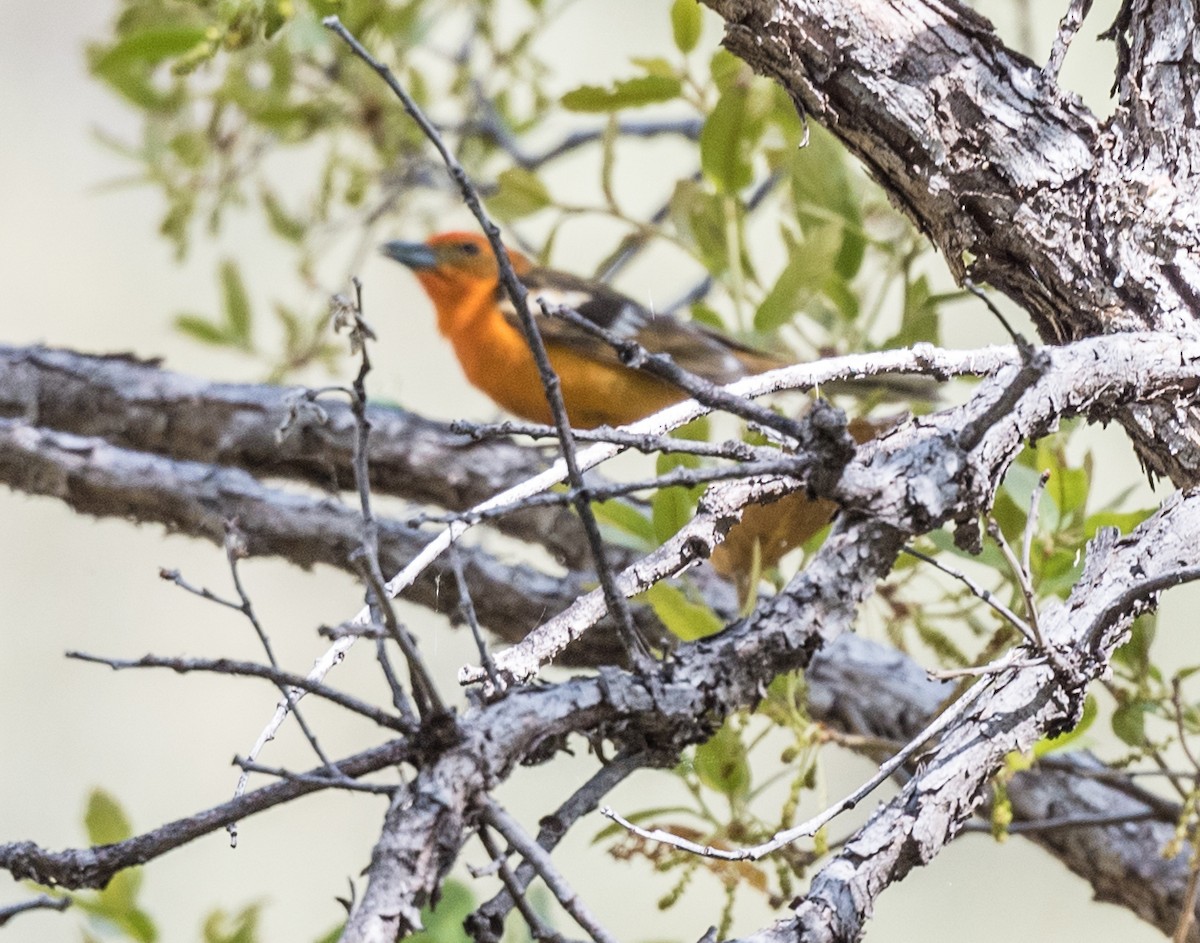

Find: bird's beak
[380,240,438,270]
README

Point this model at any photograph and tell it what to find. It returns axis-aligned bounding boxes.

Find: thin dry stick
[471,751,648,929]
[988,519,1046,648]
[1044,0,1095,80]
[450,417,766,461]
[900,545,1036,643]
[0,895,71,927]
[449,542,501,689]
[1022,470,1051,582]
[64,652,405,729]
[482,800,619,943]
[474,826,570,943]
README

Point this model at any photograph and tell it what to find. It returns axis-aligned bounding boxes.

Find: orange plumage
[381,232,783,427]
[381,230,866,596]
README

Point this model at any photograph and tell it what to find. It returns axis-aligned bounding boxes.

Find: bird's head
[380,231,532,287]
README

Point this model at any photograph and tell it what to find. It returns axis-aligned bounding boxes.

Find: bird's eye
[460,242,481,255]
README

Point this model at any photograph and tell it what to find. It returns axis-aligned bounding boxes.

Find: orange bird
[381,230,875,596]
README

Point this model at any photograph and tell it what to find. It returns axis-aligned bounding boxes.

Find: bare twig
[64,652,405,730]
[1023,470,1051,581]
[481,800,619,943]
[474,826,570,943]
[449,542,501,689]
[988,518,1046,649]
[470,752,650,937]
[0,738,412,890]
[900,545,1036,642]
[1045,0,1096,81]
[0,895,70,927]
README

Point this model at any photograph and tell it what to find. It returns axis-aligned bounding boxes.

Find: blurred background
[0,1,1179,941]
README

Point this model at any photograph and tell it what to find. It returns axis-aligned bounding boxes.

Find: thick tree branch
[808,633,1198,942]
[738,489,1200,943]
[0,344,588,567]
[0,419,641,666]
[703,0,1200,486]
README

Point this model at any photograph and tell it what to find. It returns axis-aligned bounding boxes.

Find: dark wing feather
[497,268,781,383]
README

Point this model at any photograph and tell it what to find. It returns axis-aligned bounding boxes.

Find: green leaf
[1112,699,1153,746]
[670,179,727,275]
[1001,463,1050,531]
[753,226,841,333]
[92,25,209,72]
[260,187,306,243]
[709,48,744,92]
[485,167,552,220]
[311,925,345,943]
[885,274,942,347]
[88,26,208,110]
[925,527,1007,570]
[651,452,703,543]
[630,56,678,79]
[670,0,703,53]
[85,789,133,845]
[694,721,750,800]
[75,880,158,943]
[700,85,758,193]
[640,582,724,641]
[219,260,254,350]
[560,75,682,112]
[408,880,474,943]
[174,315,230,346]
[592,498,656,548]
[203,904,262,943]
[1113,614,1156,677]
[689,302,725,330]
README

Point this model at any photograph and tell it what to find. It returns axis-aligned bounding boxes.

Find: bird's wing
[496,268,782,383]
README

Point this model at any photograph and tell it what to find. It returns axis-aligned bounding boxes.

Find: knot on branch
[801,399,856,497]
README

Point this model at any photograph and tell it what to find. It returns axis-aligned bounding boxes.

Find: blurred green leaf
[670,178,727,275]
[85,789,133,845]
[174,314,231,346]
[709,48,744,92]
[486,167,552,219]
[1113,614,1156,677]
[92,24,209,70]
[641,582,724,641]
[561,75,681,112]
[694,721,750,800]
[700,84,763,193]
[1084,508,1154,539]
[885,274,942,347]
[651,451,703,543]
[203,904,262,943]
[311,925,345,943]
[408,880,474,943]
[670,0,703,54]
[753,225,841,333]
[592,497,656,549]
[74,791,157,942]
[219,260,255,350]
[260,187,307,243]
[1112,699,1152,746]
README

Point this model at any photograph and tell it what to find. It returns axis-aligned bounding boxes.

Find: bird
[381,230,884,599]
